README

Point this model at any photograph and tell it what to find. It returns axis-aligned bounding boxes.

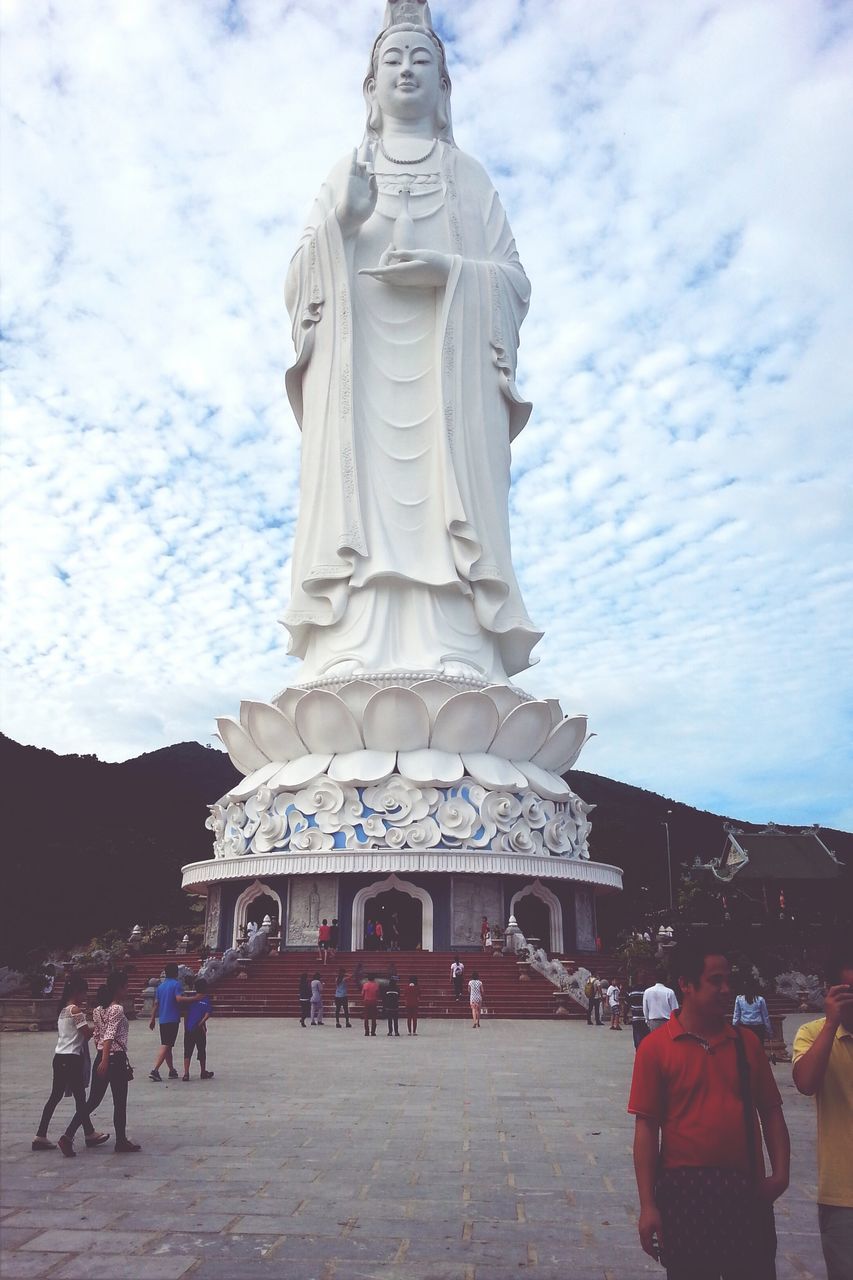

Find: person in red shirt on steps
[628,936,789,1280]
[361,974,380,1037]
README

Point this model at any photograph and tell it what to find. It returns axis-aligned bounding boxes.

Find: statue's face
[372,29,443,124]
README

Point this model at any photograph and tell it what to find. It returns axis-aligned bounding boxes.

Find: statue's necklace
[379,137,438,166]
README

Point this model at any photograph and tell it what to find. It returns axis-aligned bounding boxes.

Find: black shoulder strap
[733,1028,759,1183]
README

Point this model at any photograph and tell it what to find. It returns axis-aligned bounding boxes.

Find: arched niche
[351,873,434,952]
[509,879,564,953]
[232,880,284,948]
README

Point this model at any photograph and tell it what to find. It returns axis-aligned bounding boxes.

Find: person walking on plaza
[468,972,484,1028]
[361,974,380,1037]
[334,969,352,1028]
[405,976,420,1035]
[585,973,602,1025]
[733,982,773,1046]
[627,981,650,1052]
[451,956,465,1002]
[642,972,679,1031]
[629,937,789,1280]
[180,979,214,1081]
[310,972,324,1025]
[607,978,622,1030]
[298,972,311,1027]
[148,962,183,1081]
[68,971,140,1153]
[792,946,853,1280]
[317,919,331,963]
[384,976,401,1037]
[32,975,109,1154]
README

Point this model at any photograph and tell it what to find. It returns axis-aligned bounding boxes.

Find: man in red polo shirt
[628,937,790,1279]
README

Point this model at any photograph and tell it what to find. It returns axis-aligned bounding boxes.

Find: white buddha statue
[283,0,541,684]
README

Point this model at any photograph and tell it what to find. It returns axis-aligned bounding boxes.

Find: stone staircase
[106,950,603,1021]
[85,950,803,1024]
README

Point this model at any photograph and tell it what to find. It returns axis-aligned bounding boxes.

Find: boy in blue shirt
[149,963,184,1081]
[180,979,214,1082]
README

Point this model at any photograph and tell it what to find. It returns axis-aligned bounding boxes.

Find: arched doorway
[514,894,550,947]
[364,888,422,951]
[509,880,564,954]
[351,874,434,951]
[233,880,283,947]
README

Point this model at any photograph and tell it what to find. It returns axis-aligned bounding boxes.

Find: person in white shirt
[642,973,679,1030]
[33,975,109,1154]
[607,980,623,1030]
[450,957,465,1002]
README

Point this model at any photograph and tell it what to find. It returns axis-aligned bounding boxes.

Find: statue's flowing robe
[284,143,542,680]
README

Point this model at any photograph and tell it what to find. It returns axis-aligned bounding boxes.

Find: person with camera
[792,946,853,1280]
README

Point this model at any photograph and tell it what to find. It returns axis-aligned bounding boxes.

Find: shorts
[319,940,329,950]
[184,1024,207,1061]
[159,1021,180,1047]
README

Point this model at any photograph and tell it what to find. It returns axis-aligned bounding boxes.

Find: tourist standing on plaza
[298,972,311,1026]
[405,976,420,1035]
[451,956,465,1001]
[627,982,649,1051]
[33,975,109,1154]
[480,916,491,951]
[585,973,602,1025]
[792,946,853,1280]
[629,937,789,1279]
[361,974,380,1037]
[607,978,622,1030]
[732,982,773,1046]
[468,972,484,1027]
[334,969,352,1028]
[374,920,384,950]
[180,978,214,1081]
[317,918,331,963]
[148,962,183,1081]
[310,972,324,1025]
[384,977,401,1037]
[642,972,679,1031]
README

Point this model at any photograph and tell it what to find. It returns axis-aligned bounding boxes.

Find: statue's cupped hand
[359,248,452,288]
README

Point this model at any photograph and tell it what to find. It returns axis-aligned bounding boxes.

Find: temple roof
[708,824,843,883]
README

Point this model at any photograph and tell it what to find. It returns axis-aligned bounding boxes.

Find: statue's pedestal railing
[209,675,595,863]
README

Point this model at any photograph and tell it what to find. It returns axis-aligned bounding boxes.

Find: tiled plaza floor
[1,1014,825,1279]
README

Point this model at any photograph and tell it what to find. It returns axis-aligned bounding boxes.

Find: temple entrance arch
[510,880,564,954]
[232,880,283,948]
[366,889,422,951]
[351,874,433,951]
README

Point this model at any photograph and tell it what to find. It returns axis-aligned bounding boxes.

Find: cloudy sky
[1,0,851,832]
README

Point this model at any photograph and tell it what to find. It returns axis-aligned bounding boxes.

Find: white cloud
[1,0,851,830]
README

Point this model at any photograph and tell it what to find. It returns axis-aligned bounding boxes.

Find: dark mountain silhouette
[2,733,849,963]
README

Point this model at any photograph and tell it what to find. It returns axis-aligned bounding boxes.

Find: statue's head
[363,0,454,144]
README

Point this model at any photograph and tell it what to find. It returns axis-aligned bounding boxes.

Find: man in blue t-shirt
[179,979,214,1082]
[149,963,184,1081]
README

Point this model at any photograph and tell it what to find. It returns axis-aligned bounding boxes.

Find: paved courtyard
[1,1015,825,1280]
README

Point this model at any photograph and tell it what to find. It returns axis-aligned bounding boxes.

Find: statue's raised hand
[359,248,452,288]
[336,145,377,238]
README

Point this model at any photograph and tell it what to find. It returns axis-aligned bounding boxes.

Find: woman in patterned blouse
[92,971,141,1153]
[468,973,484,1028]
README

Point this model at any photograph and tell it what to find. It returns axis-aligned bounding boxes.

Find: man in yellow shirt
[792,948,853,1280]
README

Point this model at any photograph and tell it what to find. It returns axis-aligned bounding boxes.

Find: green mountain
[2,733,849,963]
